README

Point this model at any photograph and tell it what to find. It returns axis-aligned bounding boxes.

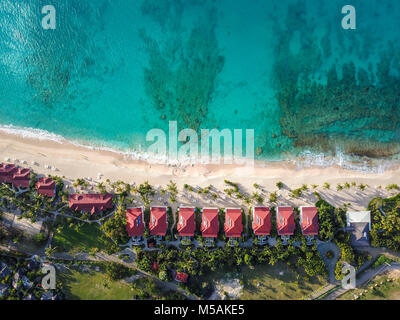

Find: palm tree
[45,245,57,257]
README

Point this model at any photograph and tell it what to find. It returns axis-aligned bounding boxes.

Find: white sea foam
[0,124,66,143]
[296,149,398,173]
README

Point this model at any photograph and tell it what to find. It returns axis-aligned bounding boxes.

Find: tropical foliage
[369,194,400,251]
[315,196,346,241]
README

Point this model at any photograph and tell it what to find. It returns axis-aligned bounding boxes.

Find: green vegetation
[105,262,136,281]
[334,231,372,280]
[58,261,186,300]
[167,180,178,203]
[369,194,400,251]
[291,188,303,198]
[252,192,263,204]
[358,183,368,191]
[372,255,393,269]
[135,181,154,207]
[338,273,400,300]
[224,180,239,192]
[136,240,327,298]
[315,197,346,241]
[386,184,400,191]
[73,178,87,188]
[5,164,400,301]
[100,206,129,246]
[276,181,284,190]
[58,267,135,300]
[269,192,278,203]
[323,182,330,190]
[33,232,47,245]
[53,218,110,254]
[239,262,325,300]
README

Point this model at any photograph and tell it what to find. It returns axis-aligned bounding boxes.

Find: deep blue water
[0,0,399,165]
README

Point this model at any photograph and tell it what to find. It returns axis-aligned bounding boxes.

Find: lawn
[337,271,400,300]
[239,262,327,300]
[58,267,135,300]
[52,221,109,254]
[58,265,186,300]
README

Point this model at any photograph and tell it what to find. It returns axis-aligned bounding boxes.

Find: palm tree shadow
[58,268,81,300]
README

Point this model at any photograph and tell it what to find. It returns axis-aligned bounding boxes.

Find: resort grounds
[1,131,400,300]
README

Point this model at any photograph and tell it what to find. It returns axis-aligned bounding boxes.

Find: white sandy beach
[0,131,399,211]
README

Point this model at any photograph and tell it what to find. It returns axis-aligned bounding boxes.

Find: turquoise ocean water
[0,0,399,167]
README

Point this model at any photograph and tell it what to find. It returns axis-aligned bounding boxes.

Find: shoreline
[1,124,399,173]
[0,130,399,210]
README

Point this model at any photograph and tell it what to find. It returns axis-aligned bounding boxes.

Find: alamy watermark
[341,264,356,290]
[146,121,255,166]
[41,264,56,290]
[342,5,356,30]
[41,5,56,30]
[41,4,356,31]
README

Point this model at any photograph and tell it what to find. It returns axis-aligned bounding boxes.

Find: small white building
[346,211,371,246]
[346,211,371,229]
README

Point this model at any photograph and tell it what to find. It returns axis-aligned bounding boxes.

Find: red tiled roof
[224,208,243,238]
[12,168,30,189]
[277,207,295,236]
[201,208,219,238]
[68,193,113,214]
[252,207,271,236]
[149,207,167,236]
[177,207,196,237]
[35,177,56,197]
[301,207,319,236]
[126,207,144,237]
[0,164,30,188]
[174,272,188,283]
[0,163,16,184]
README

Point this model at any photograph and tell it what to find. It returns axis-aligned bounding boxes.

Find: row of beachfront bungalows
[125,206,319,245]
[0,163,319,245]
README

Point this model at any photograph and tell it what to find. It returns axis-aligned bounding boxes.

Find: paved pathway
[318,244,400,300]
[317,241,341,284]
[324,262,400,300]
[307,283,338,300]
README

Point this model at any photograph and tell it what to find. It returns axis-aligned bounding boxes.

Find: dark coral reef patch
[141,2,224,132]
[271,3,400,159]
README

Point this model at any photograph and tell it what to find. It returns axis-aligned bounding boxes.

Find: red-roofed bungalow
[277,207,295,237]
[152,262,158,271]
[12,168,30,189]
[35,177,56,197]
[126,207,144,242]
[69,193,113,215]
[300,206,319,237]
[174,272,188,283]
[201,208,219,241]
[149,206,167,238]
[252,207,271,244]
[177,207,196,238]
[0,163,16,184]
[224,208,243,243]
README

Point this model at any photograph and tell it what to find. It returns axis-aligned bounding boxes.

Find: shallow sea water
[0,0,399,167]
